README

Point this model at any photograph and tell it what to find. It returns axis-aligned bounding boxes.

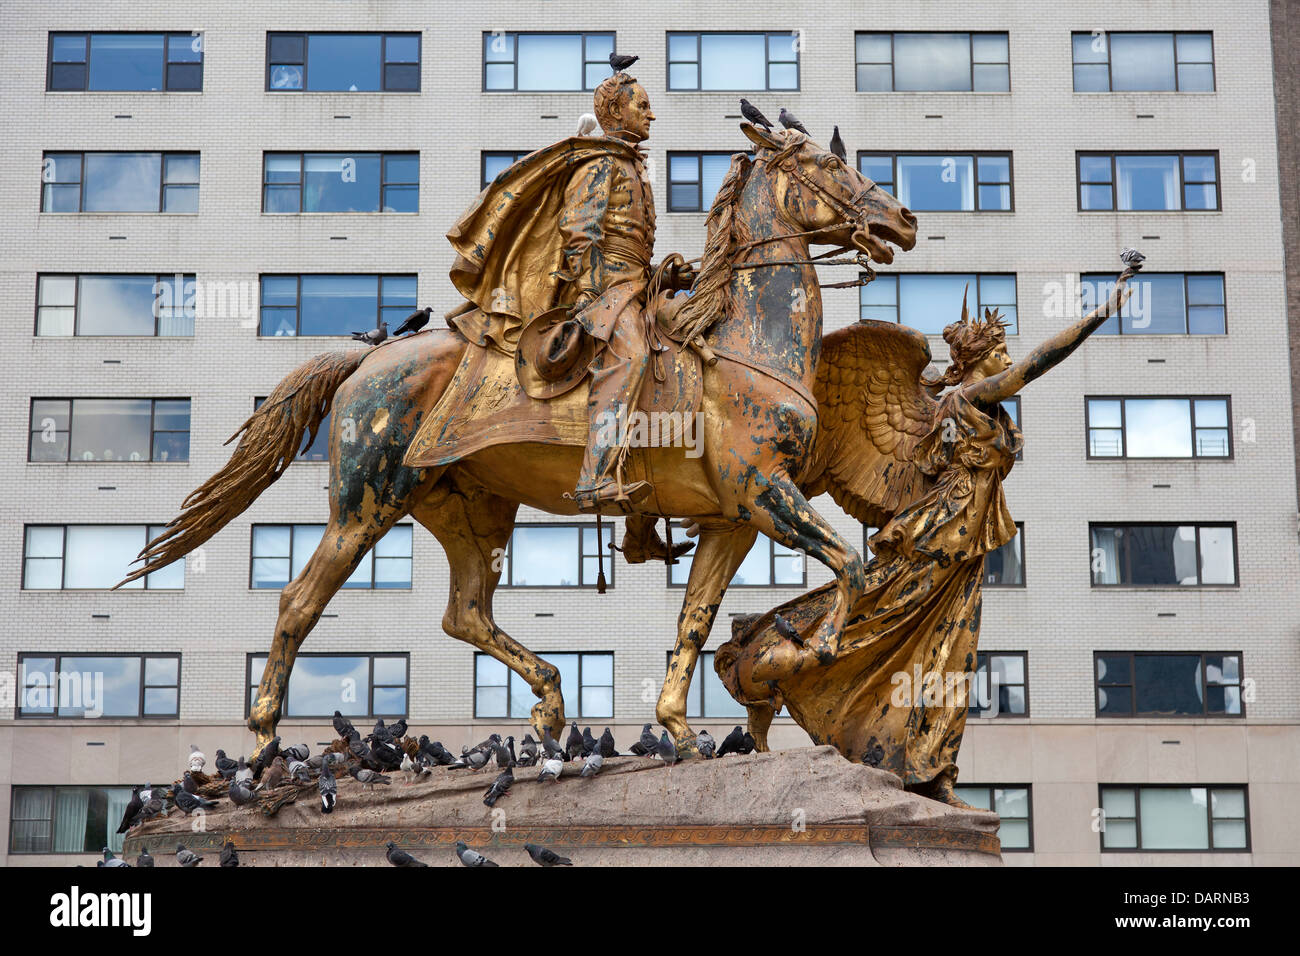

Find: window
[1090,523,1237,587]
[48,32,203,91]
[985,524,1024,586]
[1095,652,1243,718]
[483,32,614,91]
[254,397,329,460]
[259,274,416,336]
[250,524,411,589]
[1078,152,1219,211]
[267,33,420,91]
[262,152,418,213]
[855,32,1009,92]
[952,786,1032,850]
[10,786,137,854]
[23,525,183,590]
[1072,32,1214,92]
[18,653,179,718]
[1100,785,1248,851]
[858,152,1011,211]
[247,653,407,718]
[667,152,740,212]
[29,398,189,463]
[35,273,195,337]
[968,652,1027,717]
[481,151,532,189]
[475,652,613,719]
[667,31,799,90]
[1083,272,1225,335]
[1001,397,1023,461]
[664,649,785,720]
[1086,396,1231,458]
[42,151,199,213]
[668,524,804,587]
[860,272,1017,334]
[498,523,614,588]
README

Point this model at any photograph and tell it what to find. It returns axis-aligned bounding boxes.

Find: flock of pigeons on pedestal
[103,717,756,867]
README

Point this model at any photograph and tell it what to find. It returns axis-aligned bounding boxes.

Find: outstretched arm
[964,262,1140,407]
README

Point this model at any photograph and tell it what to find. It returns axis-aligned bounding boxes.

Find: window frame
[16,651,181,719]
[28,397,190,464]
[248,522,413,590]
[1082,271,1228,336]
[264,31,422,93]
[22,523,180,591]
[968,651,1029,718]
[245,652,409,719]
[1071,31,1216,93]
[260,151,419,214]
[984,521,1026,588]
[951,784,1033,851]
[9,784,141,855]
[472,650,615,720]
[34,272,197,338]
[1076,151,1221,212]
[858,271,1020,333]
[257,273,417,337]
[854,31,1011,93]
[857,150,1014,212]
[664,30,802,92]
[41,151,200,214]
[46,31,205,93]
[665,150,744,212]
[1085,395,1233,460]
[1088,522,1239,589]
[1098,784,1249,853]
[1093,650,1245,719]
[480,150,533,190]
[481,31,616,93]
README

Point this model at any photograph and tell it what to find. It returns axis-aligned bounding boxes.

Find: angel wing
[804,321,940,526]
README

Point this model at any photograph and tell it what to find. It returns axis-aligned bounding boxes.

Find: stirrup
[565,480,652,515]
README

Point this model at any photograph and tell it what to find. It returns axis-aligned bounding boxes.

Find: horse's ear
[740,120,781,151]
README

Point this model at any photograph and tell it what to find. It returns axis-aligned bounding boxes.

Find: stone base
[123,745,1002,866]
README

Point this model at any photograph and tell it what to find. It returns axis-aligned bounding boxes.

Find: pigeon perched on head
[219,841,239,868]
[99,847,130,867]
[386,841,429,867]
[597,727,618,758]
[173,788,217,815]
[332,711,356,740]
[188,745,205,773]
[350,767,391,790]
[656,732,678,765]
[136,846,154,867]
[565,725,584,761]
[517,734,539,767]
[740,98,773,130]
[716,726,745,758]
[319,758,337,814]
[214,750,238,780]
[175,844,203,867]
[538,756,563,782]
[634,723,658,757]
[1120,247,1146,271]
[351,322,388,346]
[580,751,604,778]
[117,786,143,834]
[576,113,600,136]
[483,767,514,807]
[778,108,809,136]
[829,125,846,162]
[697,730,717,759]
[228,779,256,807]
[525,843,573,867]
[391,308,431,337]
[455,841,498,867]
[609,51,639,72]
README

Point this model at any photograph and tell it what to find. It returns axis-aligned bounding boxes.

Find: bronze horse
[122,123,917,758]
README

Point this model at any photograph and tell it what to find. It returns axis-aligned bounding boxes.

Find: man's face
[612,82,655,141]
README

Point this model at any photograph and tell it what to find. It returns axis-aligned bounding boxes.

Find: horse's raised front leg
[657,524,757,755]
[411,473,567,742]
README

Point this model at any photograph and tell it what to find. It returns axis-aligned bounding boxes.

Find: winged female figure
[716,250,1144,806]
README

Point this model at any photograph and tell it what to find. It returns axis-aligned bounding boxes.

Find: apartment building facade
[1,1,1297,865]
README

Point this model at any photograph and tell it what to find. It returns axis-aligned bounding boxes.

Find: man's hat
[516,306,596,399]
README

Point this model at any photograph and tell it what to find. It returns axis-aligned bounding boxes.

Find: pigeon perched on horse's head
[778,107,809,136]
[829,125,846,162]
[739,98,773,130]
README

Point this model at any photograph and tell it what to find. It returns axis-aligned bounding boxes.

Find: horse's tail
[114,348,368,588]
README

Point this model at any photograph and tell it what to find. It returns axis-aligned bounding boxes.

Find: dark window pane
[384,63,419,90]
[166,62,202,90]
[1134,655,1204,715]
[1097,684,1132,715]
[49,62,87,90]
[268,34,305,63]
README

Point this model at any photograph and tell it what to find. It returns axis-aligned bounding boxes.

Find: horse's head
[740,121,916,264]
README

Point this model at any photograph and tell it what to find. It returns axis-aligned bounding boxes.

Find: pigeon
[258,756,289,791]
[716,726,745,758]
[391,308,431,337]
[332,710,356,739]
[235,757,253,785]
[454,747,491,771]
[400,753,419,783]
[117,786,143,834]
[779,107,809,136]
[387,719,408,740]
[99,847,130,867]
[214,750,238,780]
[609,51,639,72]
[219,841,239,867]
[740,97,773,130]
[739,732,757,755]
[228,779,257,807]
[517,734,539,767]
[697,730,717,759]
[580,751,604,778]
[281,743,309,764]
[188,745,205,773]
[180,771,199,794]
[633,723,658,757]
[386,841,429,867]
[492,742,513,771]
[319,758,337,814]
[538,756,563,782]
[347,730,373,764]
[175,844,203,867]
[455,841,498,867]
[252,736,280,779]
[136,846,154,868]
[350,767,391,790]
[525,843,573,867]
[136,794,166,824]
[581,727,598,757]
[656,731,678,765]
[565,724,584,761]
[173,788,217,815]
[541,731,565,761]
[351,322,388,346]
[597,727,618,758]
[829,125,846,162]
[288,759,312,784]
[505,735,518,766]
[1120,247,1146,271]
[774,613,804,646]
[576,113,600,135]
[418,735,457,767]
[483,767,514,807]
